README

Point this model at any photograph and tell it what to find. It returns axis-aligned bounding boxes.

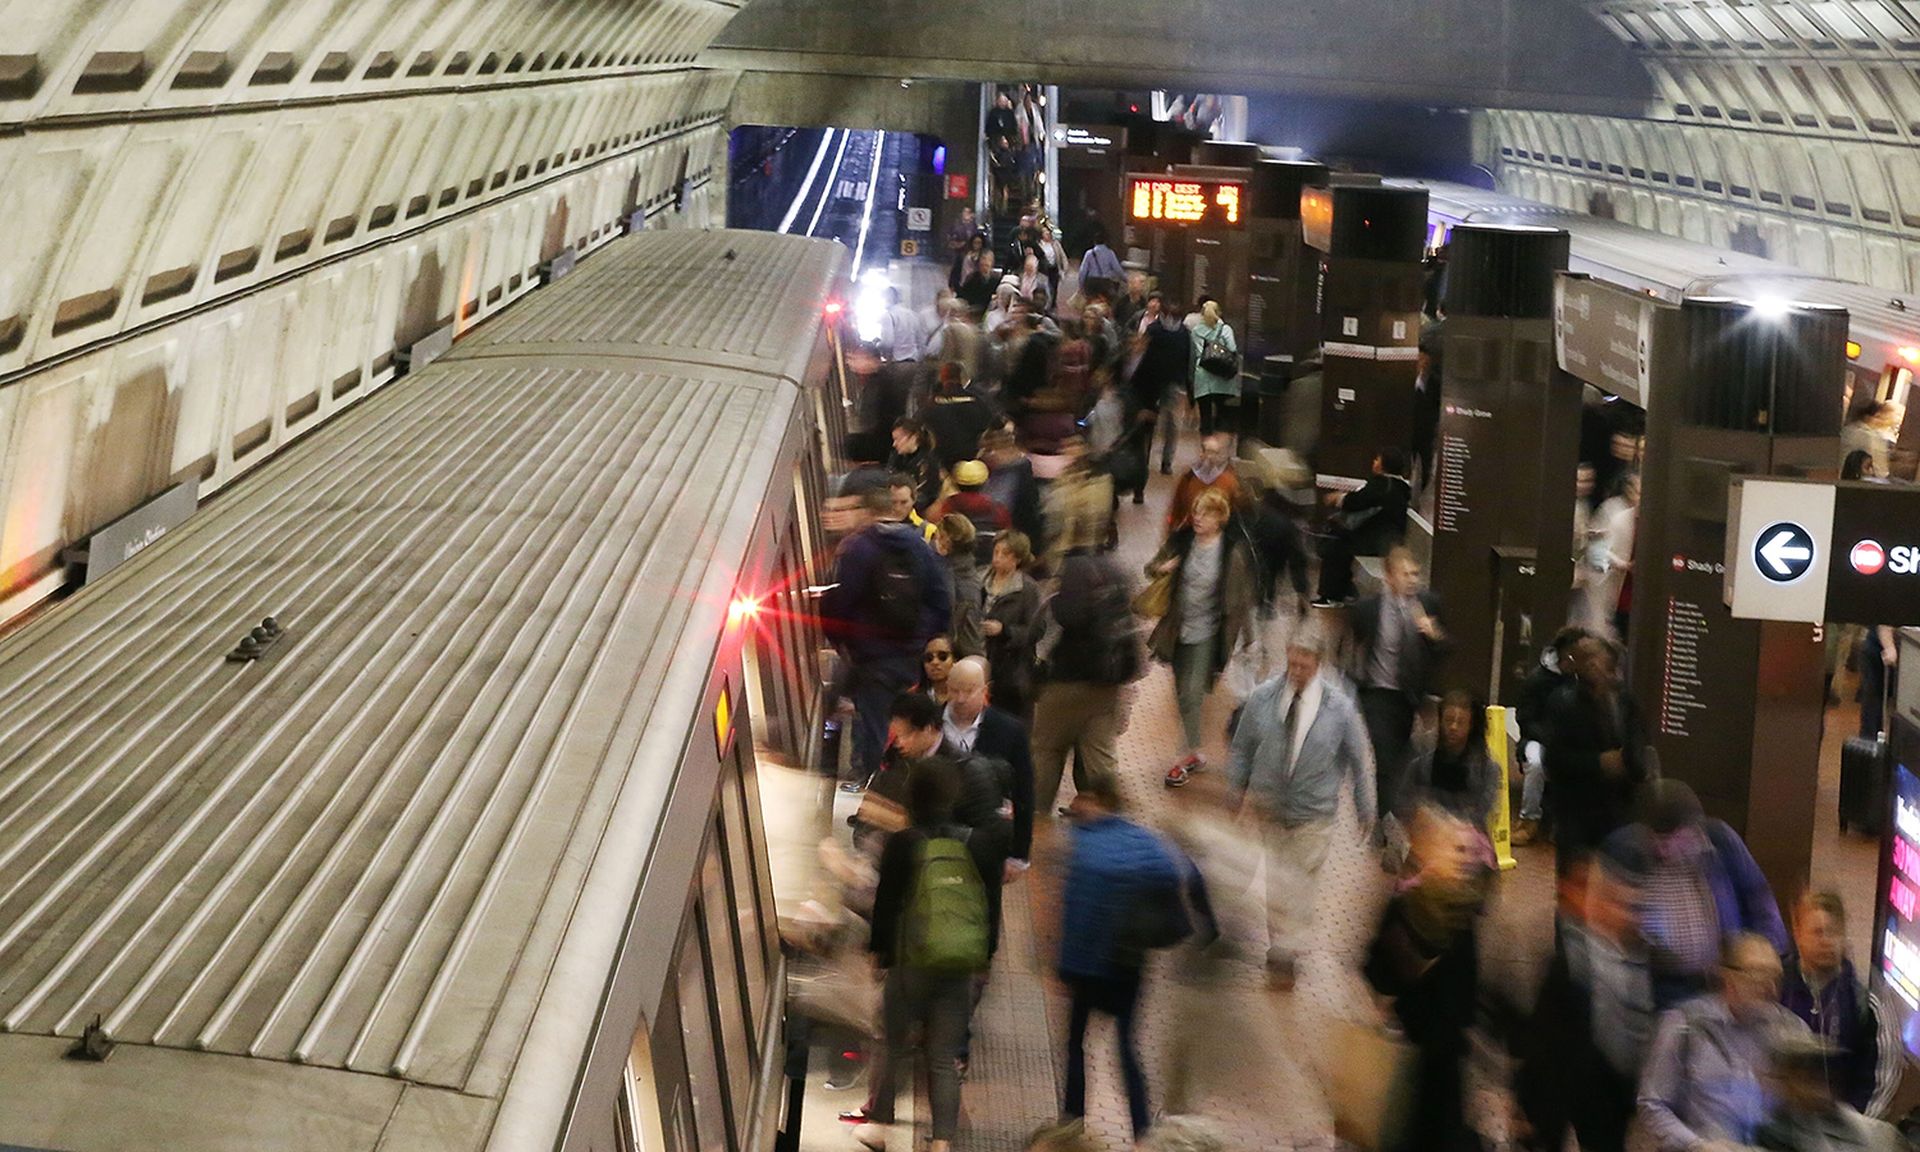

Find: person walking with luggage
[858,758,1013,1152]
[1057,775,1186,1140]
[1146,489,1257,787]
[1228,630,1376,990]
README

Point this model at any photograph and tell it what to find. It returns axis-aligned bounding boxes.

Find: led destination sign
[1127,176,1246,228]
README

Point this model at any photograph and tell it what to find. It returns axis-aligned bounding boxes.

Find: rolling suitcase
[1839,678,1891,836]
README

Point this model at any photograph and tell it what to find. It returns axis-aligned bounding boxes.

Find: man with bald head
[941,656,1035,867]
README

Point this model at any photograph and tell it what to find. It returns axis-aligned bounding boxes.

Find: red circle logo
[1671,554,1686,571]
[1851,539,1887,575]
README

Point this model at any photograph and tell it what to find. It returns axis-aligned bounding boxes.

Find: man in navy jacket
[822,475,953,790]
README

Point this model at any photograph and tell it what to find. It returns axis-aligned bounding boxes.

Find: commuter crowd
[795,217,1909,1152]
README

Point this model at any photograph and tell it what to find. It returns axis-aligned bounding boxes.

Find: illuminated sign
[1127,176,1246,228]
[1883,765,1920,1025]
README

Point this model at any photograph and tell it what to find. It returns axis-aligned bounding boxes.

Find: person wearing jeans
[1145,489,1256,788]
[1056,776,1182,1139]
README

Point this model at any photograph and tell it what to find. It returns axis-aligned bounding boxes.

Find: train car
[0,229,848,1152]
[1404,178,1920,402]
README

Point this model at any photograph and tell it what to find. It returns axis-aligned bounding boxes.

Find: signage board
[899,239,919,257]
[1126,175,1247,229]
[66,479,200,585]
[1555,275,1654,406]
[1727,479,1920,624]
[906,207,932,232]
[1880,761,1920,1029]
[1054,125,1122,151]
[944,174,970,200]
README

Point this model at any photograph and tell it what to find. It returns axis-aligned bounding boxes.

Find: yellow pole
[1486,705,1518,871]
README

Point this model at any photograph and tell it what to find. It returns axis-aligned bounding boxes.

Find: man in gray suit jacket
[1348,545,1447,822]
[1228,628,1376,990]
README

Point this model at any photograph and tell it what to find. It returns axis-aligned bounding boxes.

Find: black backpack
[870,533,924,638]
[1088,556,1144,686]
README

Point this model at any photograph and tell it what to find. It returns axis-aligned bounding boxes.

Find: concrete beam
[709,0,1653,117]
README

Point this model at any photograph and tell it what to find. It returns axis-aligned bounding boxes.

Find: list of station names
[1435,403,1492,536]
[1659,593,1710,738]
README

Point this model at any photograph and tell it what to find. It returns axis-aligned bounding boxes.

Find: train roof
[1399,179,1920,376]
[0,229,845,1152]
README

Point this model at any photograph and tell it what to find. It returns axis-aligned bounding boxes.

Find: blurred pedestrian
[1403,690,1499,831]
[1166,433,1241,535]
[1351,545,1448,824]
[1638,933,1808,1152]
[1147,488,1257,786]
[981,531,1042,721]
[889,417,942,512]
[1043,436,1113,573]
[934,514,985,659]
[922,361,1000,472]
[1545,636,1647,874]
[1517,858,1655,1152]
[1781,890,1901,1117]
[1603,778,1786,1009]
[1189,300,1239,438]
[1057,775,1185,1139]
[1228,630,1375,989]
[1365,805,1494,1152]
[1314,449,1413,605]
[933,460,1011,533]
[821,477,954,793]
[1513,626,1592,847]
[1031,522,1138,816]
[1755,1031,1905,1152]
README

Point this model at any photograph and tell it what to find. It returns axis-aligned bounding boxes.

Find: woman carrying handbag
[1190,299,1241,438]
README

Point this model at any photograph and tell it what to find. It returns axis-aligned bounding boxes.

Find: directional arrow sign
[1754,521,1816,583]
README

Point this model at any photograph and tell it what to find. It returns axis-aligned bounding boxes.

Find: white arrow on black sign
[1754,522,1817,583]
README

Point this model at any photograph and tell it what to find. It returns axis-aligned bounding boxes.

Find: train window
[701,838,757,1114]
[674,920,732,1152]
[721,758,771,1030]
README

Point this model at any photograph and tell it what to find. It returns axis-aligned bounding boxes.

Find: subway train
[1404,178,1920,404]
[0,229,849,1152]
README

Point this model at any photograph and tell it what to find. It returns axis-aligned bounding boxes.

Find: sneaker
[1511,818,1539,847]
[1165,754,1202,788]
[838,777,870,794]
[838,1109,872,1125]
[853,1124,891,1151]
[1309,597,1337,609]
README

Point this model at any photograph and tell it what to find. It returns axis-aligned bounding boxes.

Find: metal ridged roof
[453,229,839,378]
[0,352,778,1094]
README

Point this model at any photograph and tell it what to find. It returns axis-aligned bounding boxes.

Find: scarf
[1192,460,1228,485]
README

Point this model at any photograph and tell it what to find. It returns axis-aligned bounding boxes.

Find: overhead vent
[437,187,457,207]
[313,51,353,81]
[478,52,501,74]
[529,53,549,71]
[51,288,120,335]
[251,52,297,85]
[444,51,472,75]
[141,266,196,306]
[405,194,429,219]
[406,52,437,77]
[172,51,231,88]
[75,52,148,94]
[364,52,398,79]
[0,314,23,354]
[0,54,41,99]
[274,228,313,261]
[368,203,397,229]
[506,53,526,73]
[214,247,259,281]
[324,215,357,244]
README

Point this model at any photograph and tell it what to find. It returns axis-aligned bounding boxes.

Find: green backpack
[900,833,991,973]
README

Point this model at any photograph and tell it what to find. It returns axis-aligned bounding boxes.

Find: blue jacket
[1603,818,1788,958]
[820,521,953,662]
[1058,815,1181,980]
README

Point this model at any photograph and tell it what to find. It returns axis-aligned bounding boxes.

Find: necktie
[1280,691,1301,776]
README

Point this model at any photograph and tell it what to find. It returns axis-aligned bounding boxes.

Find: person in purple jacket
[1780,890,1901,1118]
[1602,779,1787,1011]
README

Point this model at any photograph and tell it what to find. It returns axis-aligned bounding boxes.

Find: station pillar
[1428,224,1576,702]
[1240,160,1328,449]
[1629,298,1849,900]
[1315,185,1429,486]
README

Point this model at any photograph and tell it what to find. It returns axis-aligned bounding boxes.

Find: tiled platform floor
[793,423,1888,1152]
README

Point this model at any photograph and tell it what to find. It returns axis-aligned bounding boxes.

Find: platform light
[1847,340,1863,360]
[823,300,844,316]
[1752,296,1791,321]
[728,596,762,625]
[1900,346,1920,367]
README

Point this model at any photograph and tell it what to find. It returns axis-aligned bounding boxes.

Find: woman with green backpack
[859,709,1014,1152]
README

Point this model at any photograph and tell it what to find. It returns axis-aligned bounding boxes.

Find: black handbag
[1198,328,1240,378]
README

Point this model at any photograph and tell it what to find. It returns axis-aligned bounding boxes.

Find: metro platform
[766,427,1885,1152]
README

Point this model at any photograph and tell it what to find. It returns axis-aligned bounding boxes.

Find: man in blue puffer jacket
[1057,776,1183,1140]
[1603,779,1788,1010]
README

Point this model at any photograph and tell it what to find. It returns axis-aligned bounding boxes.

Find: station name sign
[1127,175,1246,228]
[1726,477,1920,625]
